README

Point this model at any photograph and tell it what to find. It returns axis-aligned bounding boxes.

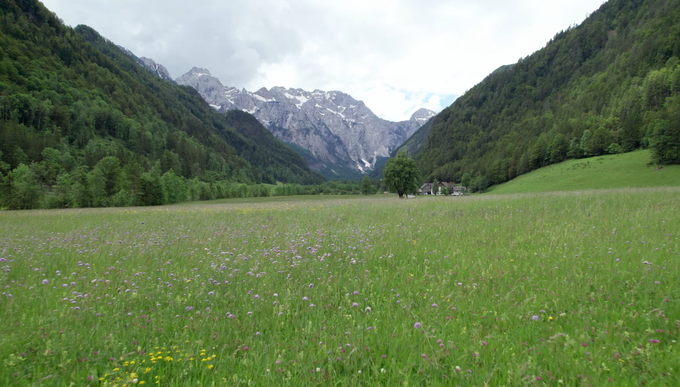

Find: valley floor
[1,189,678,386]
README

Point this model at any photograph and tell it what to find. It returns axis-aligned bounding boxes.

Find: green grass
[174,194,383,206]
[487,150,680,194]
[1,188,679,386]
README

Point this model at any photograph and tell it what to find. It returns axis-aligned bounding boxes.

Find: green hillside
[0,0,323,209]
[414,0,680,189]
[487,149,680,194]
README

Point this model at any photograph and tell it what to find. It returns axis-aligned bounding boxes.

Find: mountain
[413,0,680,190]
[0,0,323,209]
[175,67,435,179]
[117,45,176,84]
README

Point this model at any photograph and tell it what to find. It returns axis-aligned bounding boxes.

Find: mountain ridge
[174,66,435,178]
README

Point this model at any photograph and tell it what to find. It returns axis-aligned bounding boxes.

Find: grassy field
[487,150,680,194]
[174,194,378,206]
[1,189,679,386]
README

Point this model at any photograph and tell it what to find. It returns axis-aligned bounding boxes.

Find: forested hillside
[0,0,323,209]
[415,0,680,191]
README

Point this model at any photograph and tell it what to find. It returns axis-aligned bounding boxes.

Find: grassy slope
[487,150,680,194]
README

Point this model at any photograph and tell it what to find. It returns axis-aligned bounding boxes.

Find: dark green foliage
[414,0,680,186]
[649,97,680,163]
[0,0,323,209]
[383,152,421,198]
[547,133,568,163]
[359,176,374,195]
[1,163,40,209]
[461,172,471,188]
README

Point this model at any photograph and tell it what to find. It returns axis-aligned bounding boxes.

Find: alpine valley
[171,68,435,179]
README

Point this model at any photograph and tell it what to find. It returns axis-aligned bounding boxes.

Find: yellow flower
[208,365,214,370]
[549,316,554,321]
[113,368,120,372]
[145,368,151,374]
[139,382,146,385]
[165,356,173,362]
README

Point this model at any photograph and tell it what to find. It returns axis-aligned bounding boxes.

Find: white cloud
[42,0,605,121]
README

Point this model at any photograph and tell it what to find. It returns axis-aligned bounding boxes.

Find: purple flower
[532,315,539,321]
[431,303,438,307]
[414,322,421,329]
[352,302,358,307]
[41,279,48,284]
[303,297,309,301]
[353,291,359,295]
[367,326,373,330]
[309,284,314,289]
[186,306,193,311]
[422,353,427,358]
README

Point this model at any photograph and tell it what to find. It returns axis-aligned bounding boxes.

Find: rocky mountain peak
[139,57,174,82]
[410,108,437,123]
[173,66,436,179]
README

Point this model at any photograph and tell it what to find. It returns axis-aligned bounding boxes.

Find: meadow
[0,188,678,386]
[486,150,680,195]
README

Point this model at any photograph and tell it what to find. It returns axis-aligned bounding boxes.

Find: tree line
[0,0,325,209]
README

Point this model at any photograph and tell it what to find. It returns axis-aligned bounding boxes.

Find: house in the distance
[419,182,467,196]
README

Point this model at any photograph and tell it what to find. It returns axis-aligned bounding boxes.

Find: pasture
[1,188,678,386]
[487,150,680,195]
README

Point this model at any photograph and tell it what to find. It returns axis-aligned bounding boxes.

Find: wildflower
[532,315,539,321]
[208,365,214,369]
[431,303,438,307]
[243,346,249,351]
[422,353,427,358]
[309,284,314,289]
[352,302,358,307]
[414,322,421,329]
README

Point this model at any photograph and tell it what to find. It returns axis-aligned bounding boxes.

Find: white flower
[380,368,386,373]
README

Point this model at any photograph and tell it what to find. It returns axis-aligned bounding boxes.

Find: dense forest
[0,0,324,209]
[415,0,680,191]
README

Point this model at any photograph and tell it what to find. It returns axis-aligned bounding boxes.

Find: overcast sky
[42,0,605,121]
